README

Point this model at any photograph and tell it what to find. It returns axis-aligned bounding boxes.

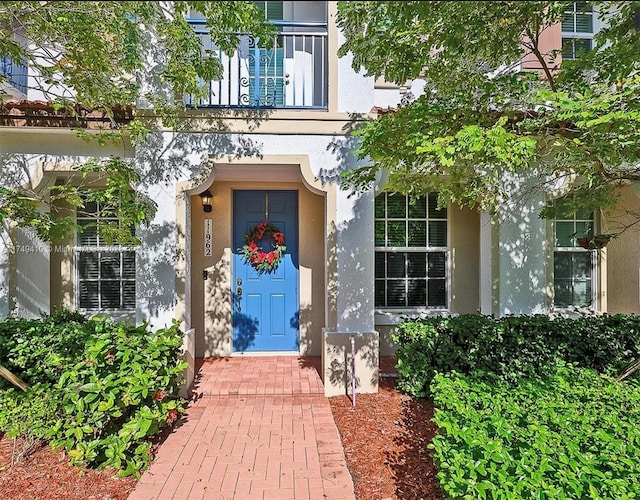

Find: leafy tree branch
[337,1,640,230]
[0,1,275,243]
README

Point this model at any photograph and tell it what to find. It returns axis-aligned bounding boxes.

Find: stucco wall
[0,224,11,316]
[334,188,375,332]
[135,184,179,329]
[604,186,640,314]
[495,184,548,316]
[49,199,74,311]
[13,227,50,318]
[450,207,480,314]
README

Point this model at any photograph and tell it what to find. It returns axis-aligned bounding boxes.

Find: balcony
[1,55,28,95]
[186,20,328,110]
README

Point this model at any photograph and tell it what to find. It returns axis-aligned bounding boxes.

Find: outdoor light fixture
[199,190,212,213]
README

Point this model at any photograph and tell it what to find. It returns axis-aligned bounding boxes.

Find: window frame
[74,198,136,314]
[374,192,450,314]
[561,1,596,60]
[552,208,598,310]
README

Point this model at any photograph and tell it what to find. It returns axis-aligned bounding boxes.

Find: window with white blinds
[561,2,594,60]
[374,193,448,309]
[554,207,595,308]
[76,200,136,312]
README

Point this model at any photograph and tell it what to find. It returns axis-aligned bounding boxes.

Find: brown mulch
[0,436,136,500]
[0,357,443,500]
[329,374,444,500]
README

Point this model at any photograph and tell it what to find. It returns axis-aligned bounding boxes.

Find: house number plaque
[204,219,212,257]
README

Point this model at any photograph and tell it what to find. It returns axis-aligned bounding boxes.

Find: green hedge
[393,314,640,397]
[0,311,187,476]
[430,367,640,499]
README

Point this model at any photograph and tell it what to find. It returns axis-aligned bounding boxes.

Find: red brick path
[128,356,355,500]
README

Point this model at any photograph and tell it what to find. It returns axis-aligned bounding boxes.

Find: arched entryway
[180,157,329,359]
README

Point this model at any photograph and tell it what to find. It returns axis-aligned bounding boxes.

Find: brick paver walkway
[129,357,355,500]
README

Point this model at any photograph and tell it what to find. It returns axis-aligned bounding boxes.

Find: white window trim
[561,2,602,60]
[74,202,137,315]
[374,193,451,317]
[552,246,598,311]
[552,210,599,312]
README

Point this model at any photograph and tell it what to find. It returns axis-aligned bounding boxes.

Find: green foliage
[0,188,77,242]
[0,309,89,386]
[0,1,275,242]
[0,311,187,476]
[0,385,60,440]
[0,156,157,245]
[337,1,640,223]
[430,367,640,499]
[0,1,274,113]
[392,313,640,397]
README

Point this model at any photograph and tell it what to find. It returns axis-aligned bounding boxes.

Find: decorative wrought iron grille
[186,20,328,109]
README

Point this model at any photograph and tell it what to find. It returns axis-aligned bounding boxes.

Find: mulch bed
[0,436,136,500]
[329,376,444,499]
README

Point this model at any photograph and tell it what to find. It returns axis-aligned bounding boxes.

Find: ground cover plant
[431,367,640,499]
[393,313,640,499]
[0,311,186,477]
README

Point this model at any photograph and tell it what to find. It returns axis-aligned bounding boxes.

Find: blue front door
[232,190,299,351]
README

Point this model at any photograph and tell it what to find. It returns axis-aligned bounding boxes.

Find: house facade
[1,1,640,397]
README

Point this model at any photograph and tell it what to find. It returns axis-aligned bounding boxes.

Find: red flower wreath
[239,221,286,274]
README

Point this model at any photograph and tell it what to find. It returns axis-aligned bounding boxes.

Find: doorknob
[237,287,242,296]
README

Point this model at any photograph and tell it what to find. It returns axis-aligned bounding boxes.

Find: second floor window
[375,193,448,309]
[76,199,136,312]
[554,207,595,308]
[562,2,594,60]
[254,1,283,20]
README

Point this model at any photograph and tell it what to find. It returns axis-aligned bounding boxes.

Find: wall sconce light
[199,190,212,213]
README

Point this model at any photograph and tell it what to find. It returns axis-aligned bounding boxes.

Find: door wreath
[239,221,286,274]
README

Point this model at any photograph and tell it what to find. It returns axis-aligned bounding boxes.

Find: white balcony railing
[186,20,328,109]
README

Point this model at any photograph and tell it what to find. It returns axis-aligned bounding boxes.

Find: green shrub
[0,311,187,476]
[430,367,640,499]
[393,314,640,397]
[0,309,91,387]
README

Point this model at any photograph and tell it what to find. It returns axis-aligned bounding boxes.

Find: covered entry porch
[176,155,379,397]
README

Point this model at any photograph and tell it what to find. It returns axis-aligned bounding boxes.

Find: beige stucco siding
[603,186,640,314]
[450,207,480,314]
[50,198,74,311]
[190,181,325,357]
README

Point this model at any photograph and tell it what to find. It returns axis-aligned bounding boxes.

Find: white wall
[337,30,375,113]
[13,227,50,318]
[0,224,11,316]
[334,187,375,331]
[134,183,179,329]
[495,177,549,315]
[373,79,426,110]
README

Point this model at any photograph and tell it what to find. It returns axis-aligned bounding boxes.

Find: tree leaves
[0,1,273,242]
[337,1,640,222]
